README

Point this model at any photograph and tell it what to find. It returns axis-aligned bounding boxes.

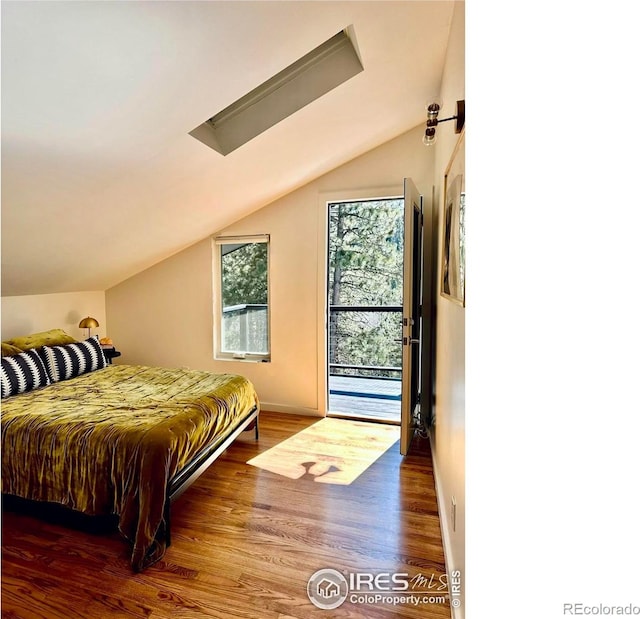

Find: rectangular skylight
[189,28,363,156]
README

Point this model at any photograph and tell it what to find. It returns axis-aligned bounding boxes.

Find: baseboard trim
[260,402,324,417]
[429,433,463,619]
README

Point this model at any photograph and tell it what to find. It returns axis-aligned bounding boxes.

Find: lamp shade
[79,317,99,329]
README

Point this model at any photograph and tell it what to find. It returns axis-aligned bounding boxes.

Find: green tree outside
[328,199,404,377]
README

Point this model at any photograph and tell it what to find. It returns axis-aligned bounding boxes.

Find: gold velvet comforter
[1,364,258,571]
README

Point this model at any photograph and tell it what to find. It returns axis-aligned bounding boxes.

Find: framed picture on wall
[440,129,465,306]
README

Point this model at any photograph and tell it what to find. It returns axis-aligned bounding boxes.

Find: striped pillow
[41,336,108,383]
[1,349,51,398]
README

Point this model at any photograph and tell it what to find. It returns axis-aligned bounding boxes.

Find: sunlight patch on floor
[247,417,399,485]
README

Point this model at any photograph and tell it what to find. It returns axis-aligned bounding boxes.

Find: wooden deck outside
[328,375,401,423]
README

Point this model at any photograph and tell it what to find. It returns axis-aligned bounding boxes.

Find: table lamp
[79,316,99,338]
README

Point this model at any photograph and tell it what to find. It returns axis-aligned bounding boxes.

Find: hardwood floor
[1,412,449,619]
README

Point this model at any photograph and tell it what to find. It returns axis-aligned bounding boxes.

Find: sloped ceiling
[1,1,454,296]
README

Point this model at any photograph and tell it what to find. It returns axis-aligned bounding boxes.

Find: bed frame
[163,405,259,547]
[3,406,259,557]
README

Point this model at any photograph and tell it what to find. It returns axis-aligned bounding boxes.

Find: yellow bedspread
[1,364,258,571]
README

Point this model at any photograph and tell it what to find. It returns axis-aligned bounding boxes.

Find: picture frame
[440,129,465,306]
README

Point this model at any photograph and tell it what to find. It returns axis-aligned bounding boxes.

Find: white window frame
[212,234,271,362]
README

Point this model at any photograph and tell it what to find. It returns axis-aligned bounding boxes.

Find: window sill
[214,355,271,364]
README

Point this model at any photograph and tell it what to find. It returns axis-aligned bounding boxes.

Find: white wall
[431,2,465,618]
[1,291,107,341]
[106,125,434,413]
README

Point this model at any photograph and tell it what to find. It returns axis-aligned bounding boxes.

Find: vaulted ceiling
[1,1,455,296]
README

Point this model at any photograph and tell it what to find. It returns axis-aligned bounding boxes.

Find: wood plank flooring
[1,411,449,619]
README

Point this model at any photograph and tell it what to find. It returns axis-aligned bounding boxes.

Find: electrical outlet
[451,496,457,533]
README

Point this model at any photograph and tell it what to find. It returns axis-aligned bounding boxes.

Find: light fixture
[79,316,99,338]
[422,99,465,146]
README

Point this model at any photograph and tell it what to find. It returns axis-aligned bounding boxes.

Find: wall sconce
[422,99,465,146]
[79,316,99,338]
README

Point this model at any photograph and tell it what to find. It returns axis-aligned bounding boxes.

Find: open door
[400,178,423,455]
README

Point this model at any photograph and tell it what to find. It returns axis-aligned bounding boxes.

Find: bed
[1,332,259,572]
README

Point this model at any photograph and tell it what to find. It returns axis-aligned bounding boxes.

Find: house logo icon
[307,568,348,609]
[317,578,340,598]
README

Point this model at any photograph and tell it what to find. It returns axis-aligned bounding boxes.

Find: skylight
[189,28,363,156]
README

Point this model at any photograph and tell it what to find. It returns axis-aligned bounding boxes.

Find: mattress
[1,364,259,570]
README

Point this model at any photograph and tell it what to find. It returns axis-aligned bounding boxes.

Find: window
[213,235,270,361]
[189,29,363,156]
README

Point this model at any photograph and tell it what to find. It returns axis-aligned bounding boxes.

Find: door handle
[402,337,420,345]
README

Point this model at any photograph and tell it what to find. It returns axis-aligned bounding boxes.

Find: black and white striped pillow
[1,349,51,398]
[41,336,108,383]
